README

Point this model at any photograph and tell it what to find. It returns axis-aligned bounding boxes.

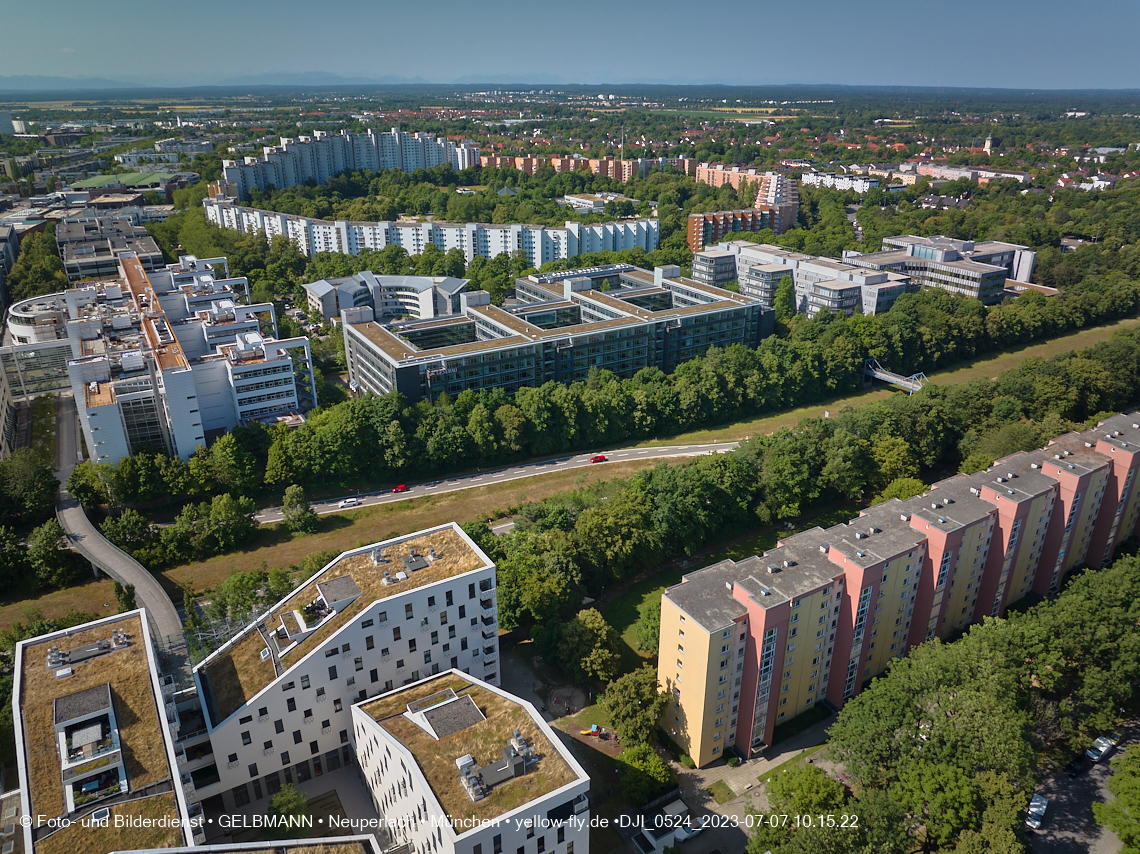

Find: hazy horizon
[2,0,1136,91]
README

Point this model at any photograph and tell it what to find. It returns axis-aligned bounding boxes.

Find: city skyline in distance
[1,0,1138,91]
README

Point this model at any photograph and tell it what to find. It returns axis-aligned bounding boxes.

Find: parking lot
[1029,725,1133,854]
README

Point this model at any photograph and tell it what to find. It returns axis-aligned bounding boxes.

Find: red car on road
[590,455,607,463]
[392,484,408,493]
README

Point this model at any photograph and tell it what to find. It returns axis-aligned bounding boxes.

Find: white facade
[221,128,477,200]
[203,198,659,269]
[800,172,880,193]
[62,255,315,465]
[715,240,911,317]
[192,524,502,812]
[353,673,590,854]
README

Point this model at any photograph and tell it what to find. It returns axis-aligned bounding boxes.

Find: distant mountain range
[0,71,435,93]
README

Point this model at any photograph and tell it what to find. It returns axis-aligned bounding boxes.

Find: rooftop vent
[761,589,770,597]
[1085,442,1094,448]
[855,532,865,539]
[868,526,879,533]
[767,566,779,574]
[1007,489,1015,495]
[996,477,1004,483]
[931,502,941,509]
[969,487,979,495]
[901,513,911,521]
[856,550,865,558]
[428,547,439,562]
[1031,463,1040,469]
[819,545,828,553]
[1115,431,1122,437]
[371,549,387,566]
[1133,423,1138,429]
[259,648,271,661]
[944,498,954,505]
[1008,472,1017,478]
[1055,454,1063,460]
[938,517,946,523]
[1068,464,1075,469]
[783,559,795,567]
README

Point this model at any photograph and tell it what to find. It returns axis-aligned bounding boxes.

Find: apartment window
[361,618,373,629]
[311,741,319,755]
[378,610,387,622]
[355,657,363,671]
[293,730,302,744]
[282,681,295,691]
[446,590,454,606]
[470,583,477,599]
[328,665,338,680]
[365,636,374,650]
[287,698,296,712]
[678,645,684,653]
[461,638,468,650]
[325,648,337,658]
[440,611,448,625]
[431,631,439,645]
[428,596,436,607]
[301,675,310,689]
[249,763,258,778]
[405,604,414,619]
[409,639,417,653]
[371,668,379,683]
[281,750,290,765]
[241,731,252,745]
[274,719,284,734]
[334,699,343,712]
[459,605,466,619]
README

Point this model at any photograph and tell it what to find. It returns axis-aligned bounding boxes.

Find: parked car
[675,815,711,842]
[338,497,361,508]
[590,455,607,463]
[1025,793,1049,829]
[1064,755,1090,777]
[392,484,408,494]
[1087,736,1116,763]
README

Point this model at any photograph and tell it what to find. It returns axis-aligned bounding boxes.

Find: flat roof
[17,612,185,854]
[358,674,581,826]
[199,524,490,725]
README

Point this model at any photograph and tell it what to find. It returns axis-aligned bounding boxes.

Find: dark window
[325,648,337,658]
[228,752,237,763]
[310,741,319,755]
[252,779,263,800]
[321,720,329,729]
[557,826,565,843]
[263,740,273,751]
[366,635,374,650]
[428,596,436,607]
[341,643,350,653]
[446,590,453,606]
[451,656,458,668]
[461,638,468,651]
[405,604,414,619]
[431,631,438,645]
[239,715,252,724]
[361,618,373,628]
[258,707,268,717]
[281,750,291,765]
[469,583,476,599]
[241,731,251,745]
[248,763,258,778]
[393,627,401,641]
[355,657,363,671]
[274,719,284,734]
[409,639,417,652]
[459,606,466,619]
[282,681,295,691]
[301,675,310,689]
[384,680,394,691]
[293,730,302,744]
[340,729,349,744]
[370,668,378,683]
[295,761,311,783]
[286,698,297,712]
[328,665,338,680]
[493,834,502,854]
[538,836,545,853]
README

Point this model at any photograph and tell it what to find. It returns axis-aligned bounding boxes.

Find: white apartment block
[192,524,502,813]
[221,128,481,200]
[203,196,659,269]
[711,241,911,317]
[40,254,316,465]
[799,172,880,193]
[354,672,590,854]
[304,271,467,324]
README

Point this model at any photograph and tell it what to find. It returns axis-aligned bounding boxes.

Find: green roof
[70,171,180,189]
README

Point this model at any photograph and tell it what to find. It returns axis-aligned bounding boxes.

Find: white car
[1087,736,1116,763]
[338,497,361,509]
[1025,793,1049,829]
[674,815,710,842]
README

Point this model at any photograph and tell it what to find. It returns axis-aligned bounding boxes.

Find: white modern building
[12,609,203,854]
[203,196,659,269]
[192,523,502,812]
[843,235,1036,304]
[303,271,468,325]
[709,241,912,317]
[220,128,481,200]
[24,253,318,465]
[800,172,880,193]
[354,672,590,854]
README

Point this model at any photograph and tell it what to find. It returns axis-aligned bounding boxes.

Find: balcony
[479,598,494,611]
[482,645,495,656]
[480,614,496,627]
[303,715,314,725]
[481,629,496,641]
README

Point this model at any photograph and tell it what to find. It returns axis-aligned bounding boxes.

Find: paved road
[1029,727,1131,854]
[52,395,184,641]
[254,442,740,524]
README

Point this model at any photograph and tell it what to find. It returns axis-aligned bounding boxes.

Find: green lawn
[756,743,828,786]
[707,780,736,805]
[30,395,57,467]
[552,703,613,732]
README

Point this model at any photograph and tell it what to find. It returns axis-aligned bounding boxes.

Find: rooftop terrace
[359,674,579,826]
[17,613,183,854]
[200,525,488,724]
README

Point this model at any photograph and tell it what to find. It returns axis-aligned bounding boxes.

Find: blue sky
[3,0,1137,89]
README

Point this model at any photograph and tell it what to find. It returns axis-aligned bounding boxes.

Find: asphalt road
[1029,726,1132,854]
[253,442,740,525]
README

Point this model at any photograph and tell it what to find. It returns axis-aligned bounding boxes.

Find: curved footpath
[53,395,183,640]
